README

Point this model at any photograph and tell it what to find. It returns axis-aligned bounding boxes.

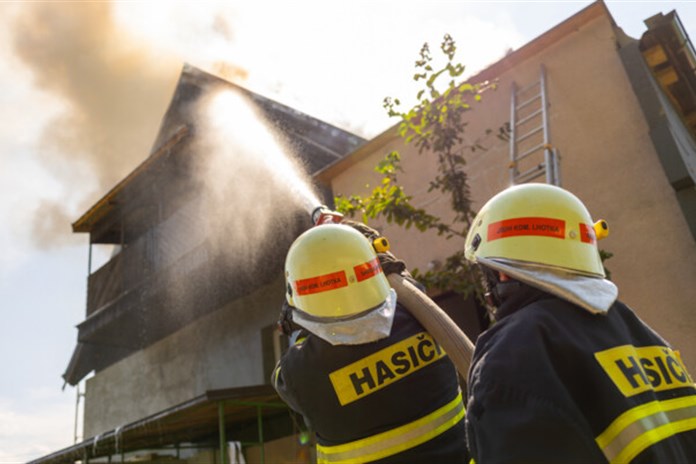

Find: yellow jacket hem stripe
[596,392,696,463]
[316,392,465,464]
[613,417,696,463]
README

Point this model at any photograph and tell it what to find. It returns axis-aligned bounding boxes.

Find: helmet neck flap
[293,288,397,345]
[479,257,617,314]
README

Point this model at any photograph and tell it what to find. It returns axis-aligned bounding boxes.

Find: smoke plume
[11,2,182,246]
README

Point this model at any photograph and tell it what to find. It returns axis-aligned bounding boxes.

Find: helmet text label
[354,258,382,282]
[294,271,348,296]
[488,217,565,241]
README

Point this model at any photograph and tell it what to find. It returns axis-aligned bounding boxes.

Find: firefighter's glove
[278,300,302,336]
[378,251,406,276]
[342,219,407,276]
[342,219,380,243]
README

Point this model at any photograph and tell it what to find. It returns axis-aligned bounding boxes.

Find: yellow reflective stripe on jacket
[316,392,465,464]
[272,365,281,386]
[596,393,696,463]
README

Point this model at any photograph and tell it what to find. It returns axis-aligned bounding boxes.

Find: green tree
[334,33,613,307]
[335,34,502,302]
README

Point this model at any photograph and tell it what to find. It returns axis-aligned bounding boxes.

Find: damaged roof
[72,63,365,243]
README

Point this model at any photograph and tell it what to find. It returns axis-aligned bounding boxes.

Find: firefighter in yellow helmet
[272,222,469,464]
[463,183,696,463]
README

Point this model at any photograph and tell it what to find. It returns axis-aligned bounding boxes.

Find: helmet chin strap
[480,266,524,314]
[495,280,525,305]
[481,266,503,308]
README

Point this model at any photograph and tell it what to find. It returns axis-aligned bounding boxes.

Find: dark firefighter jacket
[272,304,469,464]
[466,284,696,464]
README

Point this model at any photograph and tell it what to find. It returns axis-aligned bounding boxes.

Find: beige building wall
[326,9,696,372]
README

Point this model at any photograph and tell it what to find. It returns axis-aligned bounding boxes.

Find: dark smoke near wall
[11,2,181,247]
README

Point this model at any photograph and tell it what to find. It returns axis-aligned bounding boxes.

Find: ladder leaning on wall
[509,64,561,186]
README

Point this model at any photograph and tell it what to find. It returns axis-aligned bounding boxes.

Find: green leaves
[599,249,614,280]
[335,33,496,303]
[335,150,444,233]
[411,250,485,299]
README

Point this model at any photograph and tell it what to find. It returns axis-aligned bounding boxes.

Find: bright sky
[1,1,695,461]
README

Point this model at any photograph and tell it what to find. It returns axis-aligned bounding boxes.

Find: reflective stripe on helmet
[579,223,597,244]
[596,395,696,464]
[354,257,382,282]
[316,392,465,464]
[488,217,565,241]
[293,257,383,296]
[486,217,597,243]
[294,270,348,296]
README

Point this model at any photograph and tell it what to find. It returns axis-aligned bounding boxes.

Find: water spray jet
[204,89,323,218]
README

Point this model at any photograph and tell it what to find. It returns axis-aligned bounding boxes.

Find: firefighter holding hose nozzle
[463,183,696,463]
[272,220,469,464]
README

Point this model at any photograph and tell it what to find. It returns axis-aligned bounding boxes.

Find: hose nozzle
[311,205,344,226]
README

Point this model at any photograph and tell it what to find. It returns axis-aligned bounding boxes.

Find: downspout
[218,402,227,464]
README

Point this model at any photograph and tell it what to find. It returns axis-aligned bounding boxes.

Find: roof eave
[470,1,613,83]
[29,385,287,464]
[71,125,190,234]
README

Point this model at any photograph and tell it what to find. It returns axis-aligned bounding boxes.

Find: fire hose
[311,206,475,378]
[386,273,475,378]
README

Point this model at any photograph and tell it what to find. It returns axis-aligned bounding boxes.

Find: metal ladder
[509,64,561,185]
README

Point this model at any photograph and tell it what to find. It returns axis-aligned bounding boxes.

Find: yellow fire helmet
[465,183,605,277]
[285,223,393,320]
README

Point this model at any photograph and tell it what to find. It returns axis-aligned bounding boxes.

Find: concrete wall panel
[83,277,285,437]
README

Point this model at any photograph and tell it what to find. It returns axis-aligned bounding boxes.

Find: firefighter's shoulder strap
[316,391,465,464]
